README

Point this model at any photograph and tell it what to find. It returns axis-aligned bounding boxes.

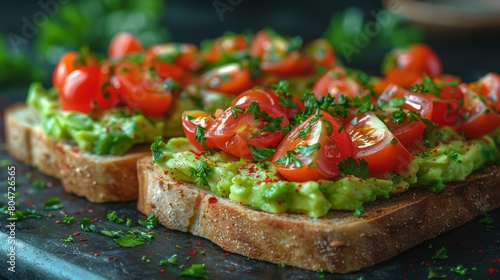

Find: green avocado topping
[153,128,500,218]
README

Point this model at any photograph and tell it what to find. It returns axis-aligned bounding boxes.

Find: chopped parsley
[43,197,63,210]
[138,213,159,229]
[275,151,302,168]
[1,159,10,167]
[450,264,467,276]
[295,143,320,156]
[151,136,165,163]
[428,268,447,279]
[79,218,98,233]
[141,255,151,263]
[249,146,275,162]
[60,235,73,243]
[32,180,47,189]
[337,157,369,180]
[431,246,448,260]
[190,158,212,187]
[178,264,210,280]
[478,213,494,230]
[62,215,75,225]
[353,204,364,217]
[444,149,462,163]
[112,230,156,248]
[107,211,124,224]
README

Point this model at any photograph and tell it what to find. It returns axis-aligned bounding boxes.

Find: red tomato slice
[382,43,442,77]
[469,72,500,112]
[374,69,422,94]
[457,87,500,139]
[272,111,354,182]
[305,38,335,68]
[346,112,414,176]
[205,102,289,160]
[108,32,143,59]
[201,34,248,63]
[144,43,200,86]
[312,67,365,101]
[115,61,173,117]
[249,29,314,77]
[230,88,303,120]
[378,85,433,149]
[181,110,218,151]
[199,62,258,95]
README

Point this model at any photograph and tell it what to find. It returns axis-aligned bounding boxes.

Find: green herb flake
[353,204,364,217]
[478,213,494,230]
[249,146,276,162]
[79,218,98,233]
[178,264,210,280]
[114,230,156,248]
[444,149,462,163]
[141,255,151,263]
[32,180,47,189]
[43,197,63,210]
[107,211,124,224]
[1,159,10,167]
[432,246,448,260]
[60,235,73,243]
[151,136,165,163]
[295,143,320,157]
[337,157,369,180]
[126,218,133,227]
[62,215,75,225]
[450,264,467,276]
[138,213,159,229]
[189,158,212,187]
[278,263,285,268]
[275,151,302,168]
[428,268,447,279]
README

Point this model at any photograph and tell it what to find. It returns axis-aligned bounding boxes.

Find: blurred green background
[0,0,499,90]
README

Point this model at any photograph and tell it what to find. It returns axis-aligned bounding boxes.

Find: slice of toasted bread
[137,156,500,273]
[4,103,150,202]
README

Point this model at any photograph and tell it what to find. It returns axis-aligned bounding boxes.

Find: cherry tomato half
[457,86,500,139]
[346,112,414,176]
[382,43,442,77]
[115,61,173,117]
[181,110,218,151]
[305,38,335,68]
[469,72,500,112]
[53,51,98,94]
[108,32,143,59]
[201,33,248,64]
[205,102,289,160]
[378,85,433,149]
[198,62,258,95]
[312,66,366,101]
[272,111,354,182]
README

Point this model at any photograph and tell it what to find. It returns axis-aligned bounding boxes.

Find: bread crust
[137,156,500,273]
[4,103,150,202]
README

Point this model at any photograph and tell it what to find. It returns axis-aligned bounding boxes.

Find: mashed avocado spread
[153,129,500,218]
[27,83,197,155]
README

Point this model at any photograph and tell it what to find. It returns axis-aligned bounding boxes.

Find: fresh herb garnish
[141,255,151,263]
[151,136,165,163]
[126,218,133,227]
[60,235,73,243]
[432,246,448,260]
[231,107,245,119]
[113,230,156,248]
[450,264,467,276]
[275,151,302,168]
[478,213,494,230]
[79,218,98,233]
[190,158,212,187]
[444,149,462,163]
[428,268,447,279]
[32,180,47,189]
[178,264,210,280]
[295,143,320,156]
[62,215,75,225]
[138,213,159,229]
[353,204,364,217]
[249,146,275,162]
[337,157,369,179]
[107,211,124,224]
[43,197,63,210]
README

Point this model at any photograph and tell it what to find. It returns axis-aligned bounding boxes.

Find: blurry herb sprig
[1,0,168,89]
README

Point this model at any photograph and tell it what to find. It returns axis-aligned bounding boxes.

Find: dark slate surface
[0,88,500,280]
